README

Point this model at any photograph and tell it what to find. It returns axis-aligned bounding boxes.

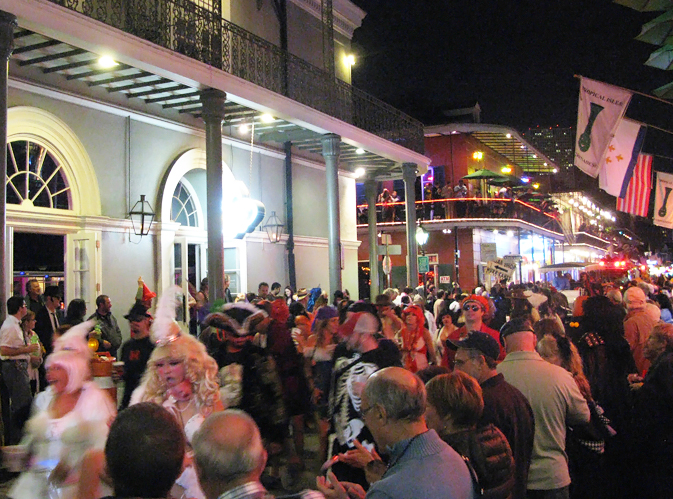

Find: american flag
[617,154,652,217]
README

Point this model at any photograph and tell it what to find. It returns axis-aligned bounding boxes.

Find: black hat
[447,331,500,361]
[499,317,535,346]
[124,303,151,321]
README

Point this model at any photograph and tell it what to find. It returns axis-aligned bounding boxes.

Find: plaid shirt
[216,481,324,499]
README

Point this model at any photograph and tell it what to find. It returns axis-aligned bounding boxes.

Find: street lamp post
[416,223,429,295]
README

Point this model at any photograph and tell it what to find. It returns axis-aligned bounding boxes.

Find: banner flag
[598,118,646,197]
[616,154,652,217]
[575,77,633,178]
[654,171,673,229]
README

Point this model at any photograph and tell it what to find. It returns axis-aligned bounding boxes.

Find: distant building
[523,127,575,185]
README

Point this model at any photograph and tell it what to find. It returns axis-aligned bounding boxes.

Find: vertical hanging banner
[575,77,633,178]
[617,154,652,217]
[598,118,646,197]
[654,171,673,229]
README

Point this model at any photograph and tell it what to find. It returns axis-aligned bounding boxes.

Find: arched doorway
[157,148,248,320]
[7,106,102,309]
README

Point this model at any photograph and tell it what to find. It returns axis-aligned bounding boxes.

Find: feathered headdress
[53,319,95,357]
[150,285,184,346]
[204,302,267,337]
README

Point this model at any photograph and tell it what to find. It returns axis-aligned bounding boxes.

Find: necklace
[382,432,425,477]
[176,397,193,412]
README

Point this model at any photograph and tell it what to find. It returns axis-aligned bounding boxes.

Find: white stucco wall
[99,231,156,341]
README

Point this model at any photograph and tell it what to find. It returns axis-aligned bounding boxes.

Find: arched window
[6,140,71,209]
[171,180,198,227]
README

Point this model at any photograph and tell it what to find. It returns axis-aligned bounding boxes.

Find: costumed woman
[8,320,117,499]
[131,286,224,499]
[399,305,438,373]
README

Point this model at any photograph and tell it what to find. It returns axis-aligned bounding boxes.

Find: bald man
[193,410,321,499]
[624,286,658,373]
[317,367,475,499]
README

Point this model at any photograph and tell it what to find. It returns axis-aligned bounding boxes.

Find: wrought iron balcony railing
[49,0,425,154]
[356,197,565,235]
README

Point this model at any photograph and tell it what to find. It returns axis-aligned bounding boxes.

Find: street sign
[382,256,392,275]
[481,243,497,263]
[418,256,430,273]
[439,276,451,284]
[377,244,402,255]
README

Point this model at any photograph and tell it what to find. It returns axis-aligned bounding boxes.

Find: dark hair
[416,365,450,384]
[258,282,269,290]
[581,296,625,343]
[271,282,281,291]
[64,299,87,325]
[95,295,109,308]
[655,293,673,315]
[7,296,25,315]
[106,403,186,498]
[44,286,61,299]
[436,308,456,330]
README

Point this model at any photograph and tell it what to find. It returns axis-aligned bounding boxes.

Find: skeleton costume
[327,312,401,488]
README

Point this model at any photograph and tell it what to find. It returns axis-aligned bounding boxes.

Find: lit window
[6,140,70,209]
[171,180,198,227]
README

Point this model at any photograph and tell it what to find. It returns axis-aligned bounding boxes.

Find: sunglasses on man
[462,304,483,312]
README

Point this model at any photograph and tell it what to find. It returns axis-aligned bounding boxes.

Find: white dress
[9,381,116,499]
[163,395,206,499]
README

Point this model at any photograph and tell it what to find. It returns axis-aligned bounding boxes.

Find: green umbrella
[488,174,525,186]
[644,45,673,70]
[614,0,673,12]
[654,79,673,98]
[635,9,673,45]
[462,169,508,180]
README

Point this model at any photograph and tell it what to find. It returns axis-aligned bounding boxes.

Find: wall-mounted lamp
[263,211,284,243]
[129,195,155,236]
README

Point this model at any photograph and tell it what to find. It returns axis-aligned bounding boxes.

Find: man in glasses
[445,294,505,368]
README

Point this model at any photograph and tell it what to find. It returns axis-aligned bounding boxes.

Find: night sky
[350,0,673,137]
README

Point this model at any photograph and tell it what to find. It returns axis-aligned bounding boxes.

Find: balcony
[357,197,564,235]
[46,0,424,154]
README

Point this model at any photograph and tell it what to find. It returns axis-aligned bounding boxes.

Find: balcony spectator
[454,179,468,217]
[378,188,394,222]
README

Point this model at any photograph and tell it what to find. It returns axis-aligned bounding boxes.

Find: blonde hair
[140,334,220,413]
[537,334,592,401]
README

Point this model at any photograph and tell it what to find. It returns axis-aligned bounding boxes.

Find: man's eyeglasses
[358,405,374,419]
[463,304,482,312]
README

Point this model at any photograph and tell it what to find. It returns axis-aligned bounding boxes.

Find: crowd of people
[357,181,559,227]
[0,272,670,499]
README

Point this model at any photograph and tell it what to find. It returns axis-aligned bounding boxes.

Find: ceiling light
[505,133,512,138]
[239,124,249,134]
[260,114,274,123]
[506,230,514,237]
[98,55,118,69]
[501,166,512,174]
[356,148,365,155]
[354,167,365,178]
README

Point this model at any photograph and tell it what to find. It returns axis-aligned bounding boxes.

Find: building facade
[1,0,428,337]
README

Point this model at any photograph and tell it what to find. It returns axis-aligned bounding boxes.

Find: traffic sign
[418,256,430,273]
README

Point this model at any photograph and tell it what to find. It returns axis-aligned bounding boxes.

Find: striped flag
[616,154,652,217]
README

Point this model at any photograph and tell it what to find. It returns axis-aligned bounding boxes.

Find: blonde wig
[139,333,220,413]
